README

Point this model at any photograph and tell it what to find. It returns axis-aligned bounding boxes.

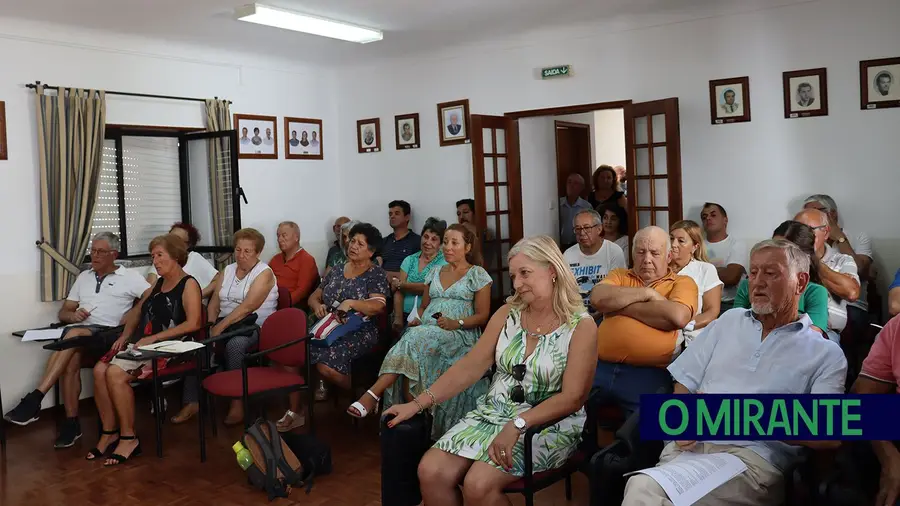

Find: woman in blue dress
[348,224,492,440]
[388,218,448,332]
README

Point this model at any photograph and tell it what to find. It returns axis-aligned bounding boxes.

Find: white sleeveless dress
[218,261,278,324]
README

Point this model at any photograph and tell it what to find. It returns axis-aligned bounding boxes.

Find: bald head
[632,226,670,283]
[565,173,585,200]
[793,209,829,252]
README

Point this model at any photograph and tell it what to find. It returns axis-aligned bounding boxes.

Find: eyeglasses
[573,225,599,235]
[510,363,526,403]
[90,248,113,256]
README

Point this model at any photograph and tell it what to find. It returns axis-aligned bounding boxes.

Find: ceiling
[0,0,814,66]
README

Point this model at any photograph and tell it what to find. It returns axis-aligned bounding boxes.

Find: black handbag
[380,413,432,506]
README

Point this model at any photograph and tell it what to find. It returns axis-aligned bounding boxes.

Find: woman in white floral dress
[383,235,598,506]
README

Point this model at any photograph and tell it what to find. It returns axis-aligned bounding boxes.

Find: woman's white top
[218,261,279,325]
[155,251,218,289]
[614,236,630,267]
[676,259,723,343]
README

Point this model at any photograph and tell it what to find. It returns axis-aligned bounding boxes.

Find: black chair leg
[197,370,206,463]
[525,491,534,506]
[565,475,573,500]
[208,394,218,437]
[152,364,163,458]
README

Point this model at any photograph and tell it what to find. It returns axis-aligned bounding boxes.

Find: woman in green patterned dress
[387,218,449,333]
[347,224,492,440]
[383,235,598,505]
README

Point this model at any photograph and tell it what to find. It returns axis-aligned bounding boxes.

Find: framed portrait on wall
[860,57,900,110]
[0,101,7,161]
[284,117,322,160]
[395,113,420,150]
[234,113,278,159]
[357,118,381,153]
[437,99,470,146]
[783,68,829,119]
[708,77,751,124]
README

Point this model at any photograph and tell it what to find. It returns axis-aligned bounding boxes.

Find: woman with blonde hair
[383,235,598,505]
[668,220,722,344]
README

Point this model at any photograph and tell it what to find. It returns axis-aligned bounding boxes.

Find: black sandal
[85,429,120,461]
[104,435,142,466]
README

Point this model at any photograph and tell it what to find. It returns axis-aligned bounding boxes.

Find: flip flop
[347,389,381,419]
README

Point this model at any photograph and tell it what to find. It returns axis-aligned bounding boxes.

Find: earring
[552,276,557,284]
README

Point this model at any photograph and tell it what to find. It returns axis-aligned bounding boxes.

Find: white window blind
[89,139,121,241]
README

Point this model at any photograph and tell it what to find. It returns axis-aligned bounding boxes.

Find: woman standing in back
[588,165,627,209]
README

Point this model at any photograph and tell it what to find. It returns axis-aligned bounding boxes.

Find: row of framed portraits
[234,114,322,160]
[356,98,471,154]
[709,56,899,124]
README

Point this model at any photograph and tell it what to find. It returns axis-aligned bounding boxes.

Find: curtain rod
[25,81,231,104]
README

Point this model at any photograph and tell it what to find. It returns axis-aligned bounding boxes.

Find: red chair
[201,308,312,440]
[277,286,292,310]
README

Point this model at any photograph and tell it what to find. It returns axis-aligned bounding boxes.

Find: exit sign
[541,65,572,79]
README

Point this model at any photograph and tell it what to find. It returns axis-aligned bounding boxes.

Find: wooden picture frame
[234,113,278,159]
[0,101,7,161]
[284,117,323,160]
[860,57,900,110]
[783,68,829,119]
[437,99,471,146]
[709,77,751,124]
[394,113,420,150]
[357,118,381,153]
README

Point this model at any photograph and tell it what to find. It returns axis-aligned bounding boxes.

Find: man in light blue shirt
[623,239,847,505]
[558,173,592,251]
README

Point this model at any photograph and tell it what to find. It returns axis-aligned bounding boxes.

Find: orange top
[269,249,319,309]
[596,268,698,367]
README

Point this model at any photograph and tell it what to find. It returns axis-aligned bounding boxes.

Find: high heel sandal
[347,390,381,419]
[104,435,142,466]
[86,429,120,461]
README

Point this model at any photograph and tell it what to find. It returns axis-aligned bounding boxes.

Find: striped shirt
[379,230,421,272]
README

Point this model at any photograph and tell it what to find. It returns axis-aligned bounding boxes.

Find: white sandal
[347,389,381,419]
[276,410,305,432]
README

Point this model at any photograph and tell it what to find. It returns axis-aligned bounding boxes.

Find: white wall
[594,109,626,170]
[0,19,340,411]
[337,0,900,298]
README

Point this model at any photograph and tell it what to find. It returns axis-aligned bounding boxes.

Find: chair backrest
[277,286,292,310]
[259,308,307,367]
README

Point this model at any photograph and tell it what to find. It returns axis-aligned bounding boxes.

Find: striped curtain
[204,99,233,249]
[36,86,107,302]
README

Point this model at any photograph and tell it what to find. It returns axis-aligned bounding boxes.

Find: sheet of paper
[138,341,205,354]
[626,452,748,506]
[407,297,419,323]
[22,328,64,342]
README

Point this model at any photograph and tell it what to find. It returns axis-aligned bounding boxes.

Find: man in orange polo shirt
[269,221,319,309]
[589,225,697,413]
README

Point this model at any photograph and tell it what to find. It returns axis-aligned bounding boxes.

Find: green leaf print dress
[433,307,587,476]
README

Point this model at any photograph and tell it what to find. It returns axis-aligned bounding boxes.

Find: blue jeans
[589,360,673,415]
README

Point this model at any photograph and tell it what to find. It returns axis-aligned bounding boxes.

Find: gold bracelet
[424,389,437,408]
[412,398,425,414]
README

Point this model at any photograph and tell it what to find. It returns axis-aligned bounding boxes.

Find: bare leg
[89,362,119,458]
[418,448,473,506]
[461,461,518,506]
[224,400,244,426]
[105,365,140,464]
[316,363,350,390]
[348,372,399,416]
[61,350,83,418]
[284,365,302,413]
[36,328,92,394]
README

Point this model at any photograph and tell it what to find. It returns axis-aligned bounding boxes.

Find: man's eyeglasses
[573,225,599,235]
[510,363,526,403]
[90,249,113,256]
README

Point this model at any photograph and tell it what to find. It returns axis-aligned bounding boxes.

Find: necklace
[523,309,559,337]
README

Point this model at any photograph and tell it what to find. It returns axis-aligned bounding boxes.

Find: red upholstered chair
[277,286,292,310]
[201,308,312,440]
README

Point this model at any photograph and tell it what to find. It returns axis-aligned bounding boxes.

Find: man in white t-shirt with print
[795,208,860,343]
[701,202,748,313]
[4,232,150,449]
[563,209,627,319]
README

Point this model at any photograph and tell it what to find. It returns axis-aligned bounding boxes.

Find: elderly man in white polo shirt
[622,239,847,505]
[794,208,860,343]
[4,232,150,449]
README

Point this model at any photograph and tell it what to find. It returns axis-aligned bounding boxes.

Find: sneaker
[3,390,43,426]
[54,418,83,449]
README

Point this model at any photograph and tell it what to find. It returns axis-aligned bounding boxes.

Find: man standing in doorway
[558,173,592,252]
[701,202,748,314]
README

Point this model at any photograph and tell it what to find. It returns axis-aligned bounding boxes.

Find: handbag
[309,311,366,348]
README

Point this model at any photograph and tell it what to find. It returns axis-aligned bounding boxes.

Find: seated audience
[851,314,900,505]
[388,217,448,332]
[622,239,847,505]
[588,164,627,209]
[379,200,420,279]
[563,209,627,320]
[804,194,873,333]
[795,208,860,342]
[701,202,747,313]
[147,222,219,298]
[890,269,900,318]
[590,226,697,413]
[269,221,319,309]
[349,225,492,440]
[308,223,389,402]
[384,235,597,502]
[734,220,830,330]
[4,232,150,448]
[325,216,351,270]
[171,227,278,425]
[90,234,202,465]
[456,198,485,267]
[558,173,592,251]
[598,203,630,266]
[668,220,722,345]
[325,219,359,277]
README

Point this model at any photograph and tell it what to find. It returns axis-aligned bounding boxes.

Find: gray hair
[92,231,120,251]
[804,194,838,214]
[573,209,602,228]
[341,219,360,235]
[750,238,810,277]
[632,226,670,255]
[277,221,301,239]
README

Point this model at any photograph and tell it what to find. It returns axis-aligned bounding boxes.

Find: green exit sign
[541,65,572,79]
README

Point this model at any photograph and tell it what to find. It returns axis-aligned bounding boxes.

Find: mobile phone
[432,312,443,319]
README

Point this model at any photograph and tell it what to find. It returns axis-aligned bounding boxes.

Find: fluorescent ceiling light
[235,3,383,44]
